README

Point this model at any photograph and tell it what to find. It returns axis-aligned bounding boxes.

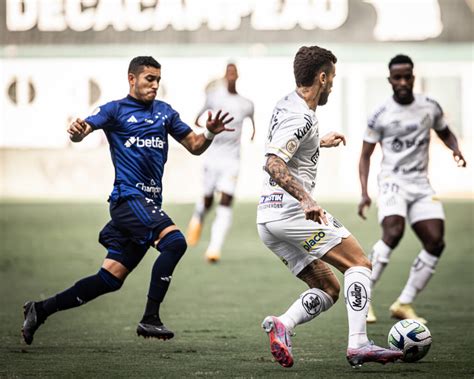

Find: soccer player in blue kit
[21,56,233,344]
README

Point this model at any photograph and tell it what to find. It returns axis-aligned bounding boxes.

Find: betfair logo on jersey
[301,231,326,252]
[124,136,166,149]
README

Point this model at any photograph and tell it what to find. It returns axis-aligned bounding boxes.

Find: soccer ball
[388,319,432,362]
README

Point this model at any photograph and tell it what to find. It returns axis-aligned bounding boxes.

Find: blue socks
[39,268,123,318]
[142,231,187,322]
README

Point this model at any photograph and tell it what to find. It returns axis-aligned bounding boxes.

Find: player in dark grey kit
[22,56,233,344]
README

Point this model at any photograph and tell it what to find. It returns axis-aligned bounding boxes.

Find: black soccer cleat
[136,322,174,340]
[22,301,44,345]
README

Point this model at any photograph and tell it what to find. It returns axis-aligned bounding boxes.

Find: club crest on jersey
[124,136,166,149]
[301,231,326,252]
[286,139,298,154]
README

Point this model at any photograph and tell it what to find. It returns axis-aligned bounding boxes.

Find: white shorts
[202,160,240,196]
[377,176,445,225]
[257,211,351,275]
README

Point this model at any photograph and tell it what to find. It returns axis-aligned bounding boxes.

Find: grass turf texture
[1,201,473,378]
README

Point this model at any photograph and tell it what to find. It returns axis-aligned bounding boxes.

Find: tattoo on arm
[265,154,309,201]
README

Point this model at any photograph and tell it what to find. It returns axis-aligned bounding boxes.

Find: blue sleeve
[85,101,117,131]
[168,109,192,141]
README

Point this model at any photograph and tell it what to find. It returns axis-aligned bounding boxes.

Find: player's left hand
[320,132,346,148]
[205,110,234,135]
[453,150,467,167]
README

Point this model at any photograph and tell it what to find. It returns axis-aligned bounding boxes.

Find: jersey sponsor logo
[294,115,312,140]
[301,292,322,315]
[391,136,429,153]
[136,179,162,197]
[301,231,326,252]
[124,136,166,149]
[258,192,283,209]
[393,162,427,175]
[346,282,368,311]
[127,115,138,123]
[259,193,283,204]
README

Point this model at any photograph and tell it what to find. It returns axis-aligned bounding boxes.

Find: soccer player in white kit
[358,54,467,324]
[187,63,255,262]
[257,46,402,368]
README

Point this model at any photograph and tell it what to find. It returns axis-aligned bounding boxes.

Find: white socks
[193,200,206,222]
[370,240,393,287]
[344,266,371,349]
[399,250,439,304]
[278,288,334,332]
[207,205,233,253]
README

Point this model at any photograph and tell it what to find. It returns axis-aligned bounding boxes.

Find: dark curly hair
[388,54,414,69]
[293,46,337,87]
[128,56,161,75]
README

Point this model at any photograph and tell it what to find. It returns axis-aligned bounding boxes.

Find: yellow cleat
[186,217,202,247]
[205,250,221,264]
[389,300,427,324]
[367,303,377,323]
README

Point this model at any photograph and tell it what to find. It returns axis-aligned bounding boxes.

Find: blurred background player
[186,63,255,263]
[21,56,233,345]
[257,46,402,368]
[358,54,467,324]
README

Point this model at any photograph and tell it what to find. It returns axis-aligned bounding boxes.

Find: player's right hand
[301,198,328,225]
[358,195,372,220]
[67,118,88,142]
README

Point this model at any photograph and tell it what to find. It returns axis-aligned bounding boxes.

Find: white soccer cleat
[389,300,427,325]
[262,316,294,368]
[205,250,221,263]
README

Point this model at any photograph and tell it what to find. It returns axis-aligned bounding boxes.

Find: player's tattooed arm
[265,154,328,224]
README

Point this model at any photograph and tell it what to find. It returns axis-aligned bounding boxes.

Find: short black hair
[388,54,414,70]
[128,56,161,75]
[293,46,337,87]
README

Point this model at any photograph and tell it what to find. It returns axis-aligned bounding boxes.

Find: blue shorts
[98,196,175,270]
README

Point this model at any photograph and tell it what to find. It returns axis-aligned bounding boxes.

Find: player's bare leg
[187,195,213,246]
[391,219,444,324]
[205,193,233,263]
[323,236,403,367]
[368,215,405,323]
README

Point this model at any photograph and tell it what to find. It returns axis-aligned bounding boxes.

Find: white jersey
[364,94,447,181]
[201,85,254,163]
[257,91,320,224]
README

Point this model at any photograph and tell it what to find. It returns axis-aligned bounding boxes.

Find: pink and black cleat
[262,316,294,368]
[347,341,403,368]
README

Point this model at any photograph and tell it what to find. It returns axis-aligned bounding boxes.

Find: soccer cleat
[205,250,221,264]
[346,341,403,368]
[136,322,174,340]
[389,300,427,324]
[367,303,377,323]
[22,301,45,345]
[186,217,203,247]
[262,316,294,368]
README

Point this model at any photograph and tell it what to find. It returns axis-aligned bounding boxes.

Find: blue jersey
[85,95,192,205]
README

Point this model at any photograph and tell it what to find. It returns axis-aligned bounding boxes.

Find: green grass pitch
[1,201,473,377]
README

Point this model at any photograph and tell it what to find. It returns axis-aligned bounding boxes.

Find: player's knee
[424,239,445,257]
[156,230,187,257]
[99,268,123,292]
[383,226,404,248]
